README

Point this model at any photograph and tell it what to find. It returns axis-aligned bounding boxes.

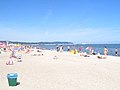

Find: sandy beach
[1,50,120,90]
[1,0,120,89]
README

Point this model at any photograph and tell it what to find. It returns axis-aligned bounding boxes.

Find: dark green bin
[7,73,18,86]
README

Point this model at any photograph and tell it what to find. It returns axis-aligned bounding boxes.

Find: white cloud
[44,31,49,35]
[0,27,120,43]
[39,27,120,43]
[43,10,53,22]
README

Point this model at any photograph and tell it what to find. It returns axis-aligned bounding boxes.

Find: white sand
[1,50,120,90]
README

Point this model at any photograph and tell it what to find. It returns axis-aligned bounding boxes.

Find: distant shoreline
[1,41,120,45]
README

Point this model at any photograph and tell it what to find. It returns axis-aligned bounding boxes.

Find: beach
[1,50,120,90]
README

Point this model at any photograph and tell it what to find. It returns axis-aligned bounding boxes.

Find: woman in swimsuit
[104,46,108,56]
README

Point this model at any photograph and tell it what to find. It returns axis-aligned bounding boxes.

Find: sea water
[39,44,120,56]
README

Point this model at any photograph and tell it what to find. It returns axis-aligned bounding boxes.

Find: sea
[39,44,120,56]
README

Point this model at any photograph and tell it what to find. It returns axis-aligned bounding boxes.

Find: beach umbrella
[86,46,92,50]
[0,43,6,48]
[15,44,21,47]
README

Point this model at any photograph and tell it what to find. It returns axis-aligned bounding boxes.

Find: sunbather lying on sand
[97,53,107,59]
[80,52,90,57]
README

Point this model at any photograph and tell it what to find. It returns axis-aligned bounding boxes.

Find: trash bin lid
[7,73,18,78]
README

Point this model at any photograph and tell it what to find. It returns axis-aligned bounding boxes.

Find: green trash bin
[7,73,18,86]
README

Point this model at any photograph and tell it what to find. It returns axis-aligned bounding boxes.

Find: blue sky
[0,0,120,44]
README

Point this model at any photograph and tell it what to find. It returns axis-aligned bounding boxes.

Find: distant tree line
[0,41,74,45]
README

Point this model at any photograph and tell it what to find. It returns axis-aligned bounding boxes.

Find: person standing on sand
[0,48,1,54]
[115,48,118,56]
[79,46,82,53]
[59,45,63,52]
[56,45,59,52]
[67,46,70,52]
[104,46,108,56]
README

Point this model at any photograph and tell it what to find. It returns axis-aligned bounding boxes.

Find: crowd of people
[56,45,64,52]
[55,45,119,57]
[0,43,119,64]
[0,44,34,65]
